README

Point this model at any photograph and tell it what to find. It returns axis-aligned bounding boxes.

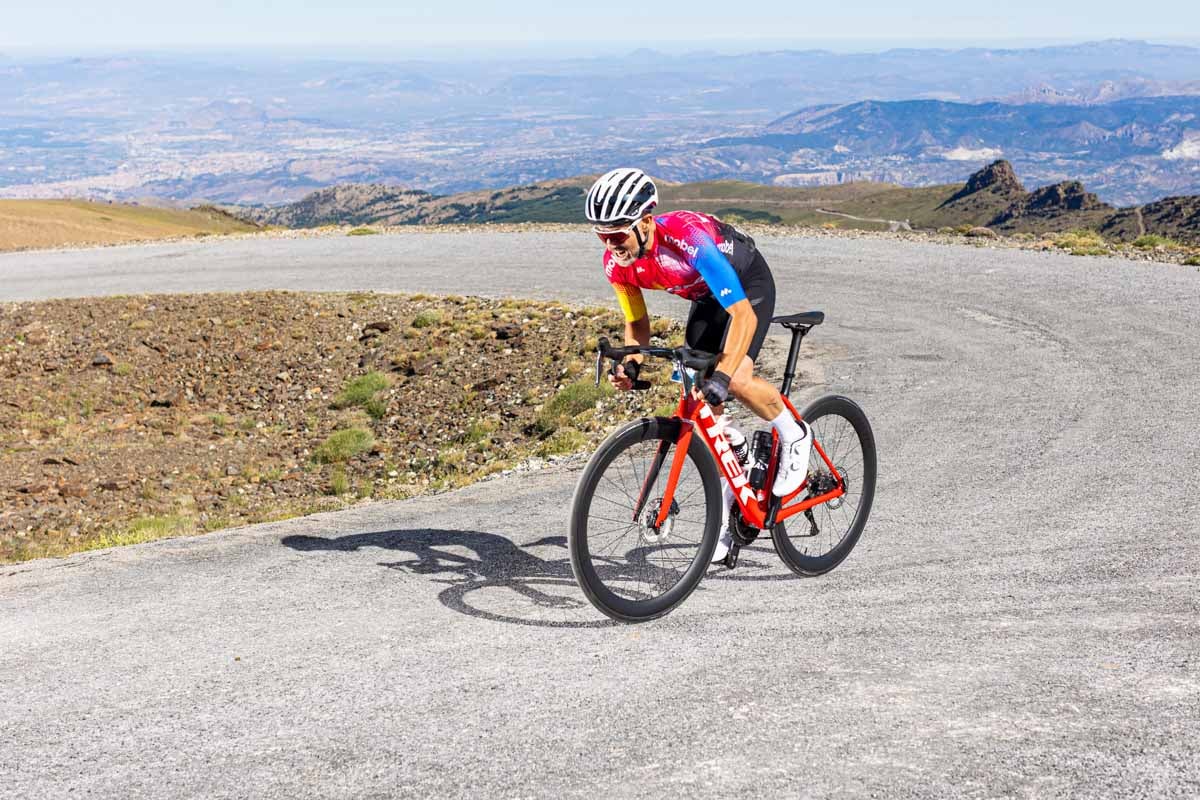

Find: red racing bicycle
[568,311,877,622]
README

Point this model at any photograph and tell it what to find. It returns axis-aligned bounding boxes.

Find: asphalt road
[2,232,1198,798]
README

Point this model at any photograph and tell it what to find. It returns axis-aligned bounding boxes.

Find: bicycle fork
[631,424,694,543]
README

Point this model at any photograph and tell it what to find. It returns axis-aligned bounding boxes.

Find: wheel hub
[812,471,845,509]
[641,497,679,544]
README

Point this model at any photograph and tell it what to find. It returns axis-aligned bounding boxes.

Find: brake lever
[593,336,650,390]
[594,338,607,387]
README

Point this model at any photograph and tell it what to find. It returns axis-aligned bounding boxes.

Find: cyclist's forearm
[717,300,755,375]
[624,316,652,363]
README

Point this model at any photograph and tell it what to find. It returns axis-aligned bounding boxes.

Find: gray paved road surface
[2,233,1198,798]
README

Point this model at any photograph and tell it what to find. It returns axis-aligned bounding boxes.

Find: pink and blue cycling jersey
[604,210,757,322]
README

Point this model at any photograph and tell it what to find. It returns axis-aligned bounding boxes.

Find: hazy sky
[3,0,1199,53]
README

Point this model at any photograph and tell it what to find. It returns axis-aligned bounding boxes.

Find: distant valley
[2,40,1199,206]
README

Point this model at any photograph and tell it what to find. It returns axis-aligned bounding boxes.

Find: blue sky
[3,0,1199,54]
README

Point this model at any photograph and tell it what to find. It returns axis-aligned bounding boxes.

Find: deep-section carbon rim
[772,395,877,576]
[569,418,721,622]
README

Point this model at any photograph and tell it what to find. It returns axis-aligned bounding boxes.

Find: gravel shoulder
[2,232,1198,798]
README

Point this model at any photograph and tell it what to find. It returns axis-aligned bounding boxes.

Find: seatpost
[779,326,808,396]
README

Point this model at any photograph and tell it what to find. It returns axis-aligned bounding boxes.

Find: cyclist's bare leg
[725,355,788,421]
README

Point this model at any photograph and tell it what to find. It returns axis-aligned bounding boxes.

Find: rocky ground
[0,291,697,563]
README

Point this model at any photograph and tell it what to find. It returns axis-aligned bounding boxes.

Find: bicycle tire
[772,394,876,576]
[569,416,722,622]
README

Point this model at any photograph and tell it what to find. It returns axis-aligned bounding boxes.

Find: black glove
[702,371,731,406]
[618,359,641,383]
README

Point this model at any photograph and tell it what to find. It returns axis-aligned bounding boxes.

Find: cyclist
[587,167,812,562]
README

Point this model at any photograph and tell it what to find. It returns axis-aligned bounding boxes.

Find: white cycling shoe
[772,421,813,497]
[711,478,736,563]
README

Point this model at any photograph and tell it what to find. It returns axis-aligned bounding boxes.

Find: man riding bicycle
[588,167,812,562]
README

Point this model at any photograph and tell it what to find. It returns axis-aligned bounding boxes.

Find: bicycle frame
[644,384,845,531]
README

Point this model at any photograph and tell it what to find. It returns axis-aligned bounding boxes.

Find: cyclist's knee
[728,356,756,394]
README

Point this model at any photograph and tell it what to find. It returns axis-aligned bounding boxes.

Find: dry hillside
[0,200,260,252]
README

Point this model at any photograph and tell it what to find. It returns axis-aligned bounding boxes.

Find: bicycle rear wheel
[569,417,722,622]
[772,394,876,576]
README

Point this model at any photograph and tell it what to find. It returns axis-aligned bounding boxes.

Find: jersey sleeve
[612,283,648,323]
[683,224,747,309]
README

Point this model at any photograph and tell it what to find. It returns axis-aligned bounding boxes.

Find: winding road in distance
[2,231,1198,798]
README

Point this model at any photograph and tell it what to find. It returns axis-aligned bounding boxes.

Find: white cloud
[1163,134,1200,160]
[941,146,1004,161]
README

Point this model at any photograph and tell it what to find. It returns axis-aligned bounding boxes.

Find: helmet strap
[633,223,647,260]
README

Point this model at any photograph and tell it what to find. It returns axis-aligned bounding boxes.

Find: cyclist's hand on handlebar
[608,359,642,391]
[701,370,732,406]
[608,366,632,391]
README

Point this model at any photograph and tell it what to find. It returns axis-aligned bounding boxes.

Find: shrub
[1184,255,1200,267]
[363,398,388,420]
[327,467,350,495]
[537,428,587,456]
[1053,230,1109,257]
[313,428,375,464]
[411,309,442,328]
[347,227,379,236]
[1132,234,1180,250]
[333,371,390,409]
[437,447,468,469]
[463,419,497,444]
[535,379,610,435]
[86,515,194,551]
[652,400,679,417]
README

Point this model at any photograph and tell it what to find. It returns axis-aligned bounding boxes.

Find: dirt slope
[0,200,259,252]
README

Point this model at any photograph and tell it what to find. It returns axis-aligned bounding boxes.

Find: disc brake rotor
[641,497,680,544]
[812,471,846,509]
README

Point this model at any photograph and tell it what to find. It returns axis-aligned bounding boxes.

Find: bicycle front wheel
[569,417,722,622]
[772,394,877,576]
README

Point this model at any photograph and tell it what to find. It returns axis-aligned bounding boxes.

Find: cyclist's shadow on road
[281,528,621,628]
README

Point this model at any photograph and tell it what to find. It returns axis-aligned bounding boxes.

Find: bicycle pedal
[722,543,740,569]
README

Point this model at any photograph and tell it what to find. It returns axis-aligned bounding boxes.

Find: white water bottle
[718,414,749,466]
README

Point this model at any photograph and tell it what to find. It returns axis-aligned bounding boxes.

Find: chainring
[729,503,761,546]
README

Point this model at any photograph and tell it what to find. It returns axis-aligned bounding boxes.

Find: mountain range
[696,95,1200,205]
[235,160,1200,244]
[2,40,1199,205]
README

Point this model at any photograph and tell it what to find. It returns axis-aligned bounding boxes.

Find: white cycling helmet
[586,168,658,227]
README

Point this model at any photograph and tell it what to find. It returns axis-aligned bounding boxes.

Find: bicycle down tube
[595,337,846,532]
[653,390,846,531]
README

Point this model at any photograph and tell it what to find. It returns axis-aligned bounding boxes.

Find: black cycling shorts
[685,250,776,364]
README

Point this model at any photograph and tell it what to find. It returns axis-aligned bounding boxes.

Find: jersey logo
[663,233,699,259]
[720,288,732,298]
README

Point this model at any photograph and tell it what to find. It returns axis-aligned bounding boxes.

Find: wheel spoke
[573,425,716,616]
[773,400,875,576]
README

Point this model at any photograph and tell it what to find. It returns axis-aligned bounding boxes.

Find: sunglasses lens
[596,222,636,243]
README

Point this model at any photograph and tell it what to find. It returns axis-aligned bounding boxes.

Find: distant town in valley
[3,39,1200,210]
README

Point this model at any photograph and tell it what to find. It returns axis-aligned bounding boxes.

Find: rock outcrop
[991,180,1114,227]
[945,159,1025,204]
